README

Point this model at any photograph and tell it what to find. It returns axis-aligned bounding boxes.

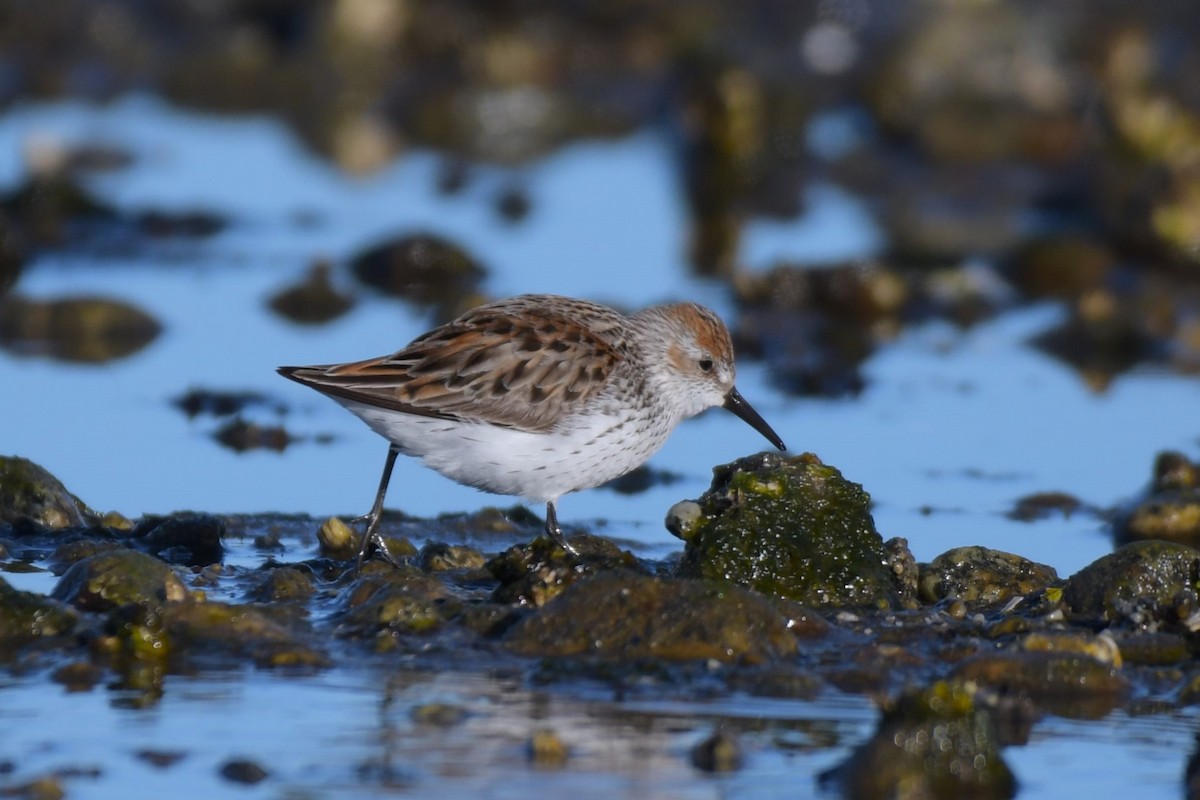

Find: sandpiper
[279,293,785,567]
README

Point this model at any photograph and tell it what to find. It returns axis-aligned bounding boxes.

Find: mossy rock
[920,546,1059,605]
[0,455,94,529]
[1062,540,1200,625]
[673,453,902,608]
[505,571,798,664]
[0,575,78,651]
[51,548,187,612]
[163,599,329,669]
[820,681,1016,799]
[336,569,455,640]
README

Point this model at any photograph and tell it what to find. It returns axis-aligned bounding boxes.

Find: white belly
[337,399,671,503]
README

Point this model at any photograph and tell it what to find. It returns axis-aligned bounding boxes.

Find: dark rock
[164,599,328,669]
[418,542,486,572]
[0,575,77,652]
[135,514,225,567]
[919,547,1059,605]
[248,567,316,603]
[52,549,187,612]
[172,388,276,419]
[488,533,644,607]
[0,455,94,529]
[1062,540,1200,626]
[674,453,906,608]
[335,568,455,642]
[820,681,1016,799]
[505,571,797,664]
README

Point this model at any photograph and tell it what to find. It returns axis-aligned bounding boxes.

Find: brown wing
[278,296,625,432]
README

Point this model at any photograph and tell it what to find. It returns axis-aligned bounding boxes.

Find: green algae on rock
[820,681,1016,799]
[919,546,1059,605]
[335,567,456,644]
[505,571,799,664]
[0,455,95,529]
[1062,540,1200,626]
[488,533,645,607]
[52,548,188,612]
[0,575,78,652]
[164,599,328,669]
[673,453,906,608]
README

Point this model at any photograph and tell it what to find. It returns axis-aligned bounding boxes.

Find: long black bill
[723,387,786,451]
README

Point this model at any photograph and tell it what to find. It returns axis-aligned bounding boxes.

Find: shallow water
[2,97,1199,797]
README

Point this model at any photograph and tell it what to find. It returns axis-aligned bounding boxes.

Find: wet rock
[102,603,169,699]
[418,542,486,573]
[1116,451,1200,546]
[52,549,187,612]
[350,233,486,314]
[0,294,162,363]
[674,453,906,608]
[1111,631,1190,667]
[164,599,328,669]
[453,602,523,638]
[134,514,225,567]
[267,262,355,325]
[953,650,1130,719]
[0,455,94,529]
[691,729,743,773]
[248,567,316,604]
[505,571,797,664]
[335,568,454,642]
[318,517,415,563]
[0,575,77,651]
[488,533,644,607]
[821,681,1015,799]
[46,539,123,573]
[919,547,1059,606]
[219,758,269,785]
[886,536,920,605]
[1062,541,1200,626]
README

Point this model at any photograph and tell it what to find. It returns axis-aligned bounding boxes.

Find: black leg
[356,445,402,572]
[544,500,580,556]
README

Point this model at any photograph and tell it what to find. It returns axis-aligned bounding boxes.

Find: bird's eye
[698,358,714,373]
